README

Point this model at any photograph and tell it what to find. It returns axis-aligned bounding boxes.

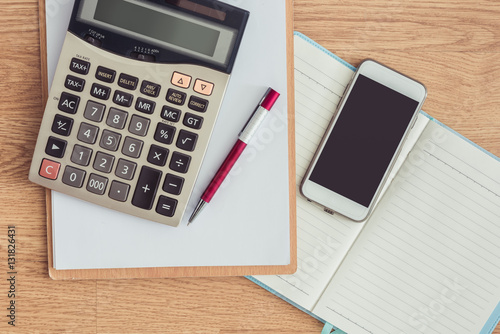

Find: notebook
[41,0,296,278]
[250,32,500,334]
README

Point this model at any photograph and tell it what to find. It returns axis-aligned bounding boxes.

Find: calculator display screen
[77,0,238,67]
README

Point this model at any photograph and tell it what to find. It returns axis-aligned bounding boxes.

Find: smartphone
[300,59,427,221]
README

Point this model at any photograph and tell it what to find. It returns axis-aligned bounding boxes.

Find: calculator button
[93,151,115,173]
[128,115,150,137]
[156,196,177,217]
[71,145,93,166]
[135,97,156,114]
[106,108,128,129]
[86,173,108,195]
[62,166,86,188]
[84,100,106,122]
[176,130,198,152]
[132,166,162,210]
[109,181,130,202]
[113,90,134,107]
[90,83,111,100]
[122,137,144,159]
[140,80,161,97]
[147,145,169,166]
[169,152,191,174]
[99,129,122,151]
[188,96,208,113]
[58,92,80,114]
[118,73,139,90]
[163,174,184,195]
[166,89,186,106]
[95,66,116,83]
[183,113,203,130]
[130,52,156,62]
[51,114,73,136]
[77,123,99,144]
[161,106,181,122]
[39,159,60,180]
[171,72,192,89]
[64,75,85,92]
[154,123,176,145]
[193,79,214,96]
[69,58,90,75]
[83,34,102,47]
[115,158,137,180]
[45,136,67,158]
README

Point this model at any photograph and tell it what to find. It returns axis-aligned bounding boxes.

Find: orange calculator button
[39,159,61,180]
[171,72,192,89]
[193,79,214,96]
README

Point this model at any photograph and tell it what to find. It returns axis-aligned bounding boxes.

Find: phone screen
[309,74,419,207]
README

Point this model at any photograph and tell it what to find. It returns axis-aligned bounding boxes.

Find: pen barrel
[239,106,268,144]
[201,140,247,203]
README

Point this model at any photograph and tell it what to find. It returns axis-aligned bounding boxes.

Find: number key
[86,173,108,195]
[122,137,143,158]
[99,129,121,151]
[62,166,86,188]
[93,151,115,173]
[77,122,99,144]
[115,158,137,180]
[128,115,150,137]
[106,108,128,129]
[84,100,106,122]
[71,144,93,166]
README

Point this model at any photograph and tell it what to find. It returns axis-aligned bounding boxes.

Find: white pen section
[238,106,268,144]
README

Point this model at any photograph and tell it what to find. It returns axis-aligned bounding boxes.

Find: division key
[131,166,162,210]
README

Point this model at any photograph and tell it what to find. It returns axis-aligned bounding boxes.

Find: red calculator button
[193,79,214,96]
[171,72,192,89]
[39,159,61,180]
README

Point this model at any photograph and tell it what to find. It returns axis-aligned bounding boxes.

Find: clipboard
[39,0,296,279]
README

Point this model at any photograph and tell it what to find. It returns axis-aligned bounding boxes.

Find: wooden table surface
[1,0,499,333]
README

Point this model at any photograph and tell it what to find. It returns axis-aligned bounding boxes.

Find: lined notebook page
[314,120,500,334]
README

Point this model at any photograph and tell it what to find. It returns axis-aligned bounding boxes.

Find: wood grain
[0,0,498,333]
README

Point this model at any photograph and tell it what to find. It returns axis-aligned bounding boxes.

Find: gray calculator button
[84,101,106,122]
[77,122,99,144]
[109,181,130,202]
[115,158,137,180]
[128,115,150,137]
[106,108,128,129]
[62,166,86,188]
[122,137,144,158]
[86,173,108,195]
[93,151,115,173]
[99,129,121,151]
[71,144,92,166]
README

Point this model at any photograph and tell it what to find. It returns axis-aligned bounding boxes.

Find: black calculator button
[84,34,102,47]
[129,115,150,137]
[132,166,162,210]
[71,145,92,166]
[163,174,184,195]
[131,52,156,62]
[77,122,99,144]
[62,166,86,188]
[183,113,203,130]
[69,58,90,75]
[64,75,85,92]
[51,114,73,136]
[99,129,121,151]
[118,73,139,90]
[169,152,191,174]
[90,83,111,100]
[147,145,169,166]
[156,196,177,217]
[135,97,156,114]
[166,89,186,106]
[140,80,161,97]
[161,106,181,122]
[176,130,198,152]
[109,181,130,202]
[154,123,176,145]
[122,137,144,159]
[106,108,128,129]
[188,96,208,113]
[45,136,67,158]
[86,173,108,195]
[115,158,137,180]
[95,66,116,83]
[113,90,134,107]
[58,92,80,114]
[93,151,115,173]
[84,100,106,122]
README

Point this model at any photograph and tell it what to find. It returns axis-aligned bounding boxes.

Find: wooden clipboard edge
[41,0,296,279]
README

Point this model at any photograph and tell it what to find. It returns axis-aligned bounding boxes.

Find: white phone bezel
[300,59,427,222]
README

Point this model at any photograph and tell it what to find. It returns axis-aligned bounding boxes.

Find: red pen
[188,88,280,225]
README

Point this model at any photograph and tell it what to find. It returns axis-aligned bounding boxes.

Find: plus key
[132,166,162,210]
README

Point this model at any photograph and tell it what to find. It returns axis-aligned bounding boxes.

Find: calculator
[29,0,249,227]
